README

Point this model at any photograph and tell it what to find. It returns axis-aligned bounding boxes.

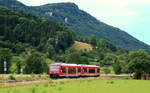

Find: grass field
[1,79,150,93]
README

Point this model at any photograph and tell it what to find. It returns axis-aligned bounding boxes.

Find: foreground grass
[1,79,150,93]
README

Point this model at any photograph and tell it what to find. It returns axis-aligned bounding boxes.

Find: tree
[66,52,89,64]
[89,35,97,46]
[126,50,150,79]
[46,44,56,58]
[9,56,25,74]
[38,42,56,58]
[101,53,117,65]
[103,67,111,75]
[12,42,25,54]
[97,39,117,52]
[0,48,12,74]
[80,56,89,64]
[66,52,81,64]
[111,55,124,74]
[24,52,48,74]
[113,61,122,74]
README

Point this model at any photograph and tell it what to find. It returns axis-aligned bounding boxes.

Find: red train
[49,63,100,78]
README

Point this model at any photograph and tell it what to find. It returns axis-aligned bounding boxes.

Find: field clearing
[72,41,93,51]
[0,79,150,93]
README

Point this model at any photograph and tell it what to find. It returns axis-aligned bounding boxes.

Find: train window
[78,68,81,72]
[97,69,100,73]
[68,68,76,74]
[50,65,59,71]
[89,69,95,73]
[62,67,66,73]
[83,68,88,73]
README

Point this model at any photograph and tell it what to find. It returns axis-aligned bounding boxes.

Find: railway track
[0,77,99,88]
[0,74,131,88]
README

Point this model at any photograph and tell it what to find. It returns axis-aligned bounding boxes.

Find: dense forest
[0,6,150,79]
[0,6,75,74]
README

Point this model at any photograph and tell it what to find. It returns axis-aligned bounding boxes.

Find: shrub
[8,74,16,80]
[103,67,111,74]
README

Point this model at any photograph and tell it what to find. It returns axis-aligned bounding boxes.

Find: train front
[49,64,61,78]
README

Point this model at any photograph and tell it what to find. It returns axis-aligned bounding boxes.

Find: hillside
[0,0,150,53]
[0,6,74,54]
[72,41,93,51]
[0,6,76,73]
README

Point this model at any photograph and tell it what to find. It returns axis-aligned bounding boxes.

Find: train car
[49,63,100,78]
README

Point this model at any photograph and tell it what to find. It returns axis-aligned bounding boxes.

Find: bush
[103,67,111,74]
[113,63,122,74]
[8,74,16,80]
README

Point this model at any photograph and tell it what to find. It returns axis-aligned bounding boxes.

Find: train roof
[51,63,99,67]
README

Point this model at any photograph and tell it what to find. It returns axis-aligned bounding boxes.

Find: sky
[18,0,150,45]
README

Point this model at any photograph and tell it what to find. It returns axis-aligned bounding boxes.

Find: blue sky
[18,0,150,45]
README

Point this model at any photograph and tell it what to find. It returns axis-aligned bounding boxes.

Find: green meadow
[1,79,150,93]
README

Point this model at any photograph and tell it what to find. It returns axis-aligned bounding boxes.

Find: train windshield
[50,65,59,71]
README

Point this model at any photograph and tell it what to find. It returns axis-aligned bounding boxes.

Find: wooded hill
[0,6,74,55]
[0,0,150,53]
[0,6,74,73]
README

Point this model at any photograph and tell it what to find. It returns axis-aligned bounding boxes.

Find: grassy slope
[1,79,150,93]
[72,41,93,51]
